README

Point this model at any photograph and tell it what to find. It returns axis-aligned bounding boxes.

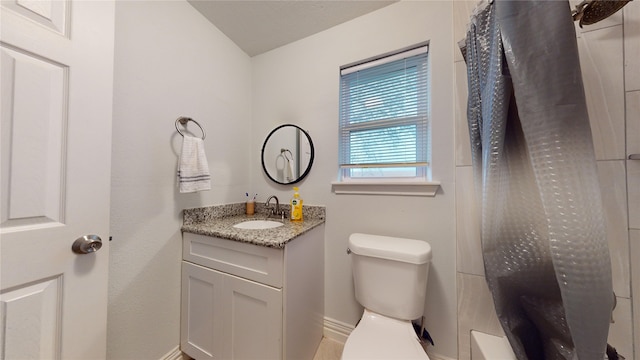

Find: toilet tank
[348,233,432,320]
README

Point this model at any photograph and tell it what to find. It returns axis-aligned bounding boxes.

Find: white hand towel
[177,136,211,193]
[286,156,294,182]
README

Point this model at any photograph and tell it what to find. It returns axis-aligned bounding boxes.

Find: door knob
[72,235,103,254]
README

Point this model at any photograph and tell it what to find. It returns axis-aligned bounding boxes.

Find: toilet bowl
[342,309,428,359]
[342,233,432,360]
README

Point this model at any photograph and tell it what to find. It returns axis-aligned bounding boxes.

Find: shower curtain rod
[472,0,632,27]
[464,0,632,50]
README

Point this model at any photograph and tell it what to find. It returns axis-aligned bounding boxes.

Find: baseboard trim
[323,316,354,343]
[160,346,189,360]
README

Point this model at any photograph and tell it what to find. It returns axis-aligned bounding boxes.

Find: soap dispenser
[290,187,303,222]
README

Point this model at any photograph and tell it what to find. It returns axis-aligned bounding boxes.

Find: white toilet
[342,233,432,360]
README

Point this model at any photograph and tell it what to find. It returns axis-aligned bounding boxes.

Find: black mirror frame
[261,124,315,185]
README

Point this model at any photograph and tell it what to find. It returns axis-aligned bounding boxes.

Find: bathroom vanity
[180,204,325,360]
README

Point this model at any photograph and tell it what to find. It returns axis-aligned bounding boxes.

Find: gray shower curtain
[463,1,613,359]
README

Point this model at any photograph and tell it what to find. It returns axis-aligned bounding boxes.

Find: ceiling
[188,0,398,57]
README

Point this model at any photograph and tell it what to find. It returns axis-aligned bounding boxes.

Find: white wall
[109,1,252,358]
[250,2,457,358]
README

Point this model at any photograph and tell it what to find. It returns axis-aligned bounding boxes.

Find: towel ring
[175,116,206,140]
[281,148,293,161]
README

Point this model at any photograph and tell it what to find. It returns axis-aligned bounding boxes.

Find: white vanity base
[181,225,324,360]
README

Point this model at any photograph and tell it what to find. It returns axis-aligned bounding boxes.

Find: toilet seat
[341,309,430,360]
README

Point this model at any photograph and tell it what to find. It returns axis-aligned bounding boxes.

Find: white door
[0,0,114,359]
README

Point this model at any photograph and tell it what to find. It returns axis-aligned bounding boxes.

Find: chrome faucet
[265,195,286,219]
[265,195,280,215]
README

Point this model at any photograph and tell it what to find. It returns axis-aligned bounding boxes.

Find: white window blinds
[339,44,429,180]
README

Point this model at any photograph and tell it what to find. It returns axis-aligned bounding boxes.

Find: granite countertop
[181,203,325,249]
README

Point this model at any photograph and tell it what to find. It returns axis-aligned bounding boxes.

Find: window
[338,43,429,182]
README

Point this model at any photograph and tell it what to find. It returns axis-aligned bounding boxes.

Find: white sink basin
[233,220,284,230]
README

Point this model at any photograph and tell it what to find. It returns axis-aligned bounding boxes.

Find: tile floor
[313,337,345,360]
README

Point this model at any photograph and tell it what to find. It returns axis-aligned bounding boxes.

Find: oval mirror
[261,124,314,185]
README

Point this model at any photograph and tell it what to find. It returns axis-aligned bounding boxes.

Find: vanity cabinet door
[181,261,283,360]
[181,262,226,360]
[223,274,283,359]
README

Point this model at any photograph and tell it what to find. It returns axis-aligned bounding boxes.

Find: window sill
[331,181,441,197]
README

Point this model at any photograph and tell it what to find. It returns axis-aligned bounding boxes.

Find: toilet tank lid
[348,233,432,264]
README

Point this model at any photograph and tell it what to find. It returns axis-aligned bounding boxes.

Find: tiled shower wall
[453,1,639,359]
